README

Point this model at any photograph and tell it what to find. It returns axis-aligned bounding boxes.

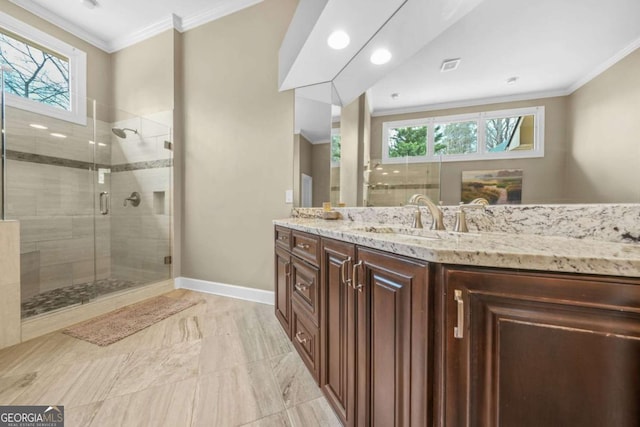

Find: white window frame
[382,117,431,164]
[382,106,545,164]
[0,11,87,125]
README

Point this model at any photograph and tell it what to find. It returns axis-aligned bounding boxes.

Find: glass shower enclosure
[0,90,173,318]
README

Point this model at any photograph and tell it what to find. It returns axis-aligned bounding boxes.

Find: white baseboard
[175,277,274,306]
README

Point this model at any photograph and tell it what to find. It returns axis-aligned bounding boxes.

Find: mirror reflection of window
[485,115,535,153]
[434,120,478,155]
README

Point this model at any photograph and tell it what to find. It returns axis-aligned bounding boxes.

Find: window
[382,106,544,163]
[331,128,341,167]
[0,11,86,124]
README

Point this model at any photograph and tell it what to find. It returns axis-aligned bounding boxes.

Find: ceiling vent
[440,58,461,72]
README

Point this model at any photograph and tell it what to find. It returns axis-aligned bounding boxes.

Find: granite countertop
[274,218,640,278]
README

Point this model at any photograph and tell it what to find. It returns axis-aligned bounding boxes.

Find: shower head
[111,127,138,139]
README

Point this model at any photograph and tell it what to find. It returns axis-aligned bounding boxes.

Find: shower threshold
[21,278,145,319]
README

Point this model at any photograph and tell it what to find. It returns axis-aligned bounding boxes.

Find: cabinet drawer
[291,257,320,326]
[291,231,320,266]
[291,305,320,384]
[275,227,291,251]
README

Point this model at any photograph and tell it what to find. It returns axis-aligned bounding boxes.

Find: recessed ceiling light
[327,30,350,50]
[441,58,461,72]
[89,140,95,144]
[382,172,389,175]
[377,182,383,185]
[375,165,384,171]
[506,76,519,85]
[50,133,66,138]
[29,123,48,130]
[393,170,400,174]
[370,48,392,65]
[98,142,107,147]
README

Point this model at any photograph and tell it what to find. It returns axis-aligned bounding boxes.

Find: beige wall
[0,0,112,106]
[566,47,640,203]
[312,142,331,207]
[370,97,569,204]
[181,0,296,291]
[340,94,368,206]
[111,30,175,116]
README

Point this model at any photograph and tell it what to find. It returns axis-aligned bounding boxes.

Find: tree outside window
[434,121,478,155]
[388,126,427,158]
[331,133,341,163]
[0,30,70,111]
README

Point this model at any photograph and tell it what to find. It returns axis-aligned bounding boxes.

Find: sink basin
[352,226,482,240]
[352,226,441,240]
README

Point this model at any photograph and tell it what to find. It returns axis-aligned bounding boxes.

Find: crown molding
[9,0,263,53]
[567,35,640,94]
[108,15,177,52]
[371,89,569,117]
[8,0,110,51]
[180,0,263,31]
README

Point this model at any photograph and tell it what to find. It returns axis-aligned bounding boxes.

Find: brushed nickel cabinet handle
[295,331,309,344]
[454,289,464,339]
[352,260,364,292]
[285,261,291,277]
[340,257,352,286]
[278,235,289,241]
[296,243,310,250]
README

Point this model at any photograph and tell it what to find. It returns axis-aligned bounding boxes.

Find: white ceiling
[290,0,640,141]
[370,0,640,115]
[8,0,263,52]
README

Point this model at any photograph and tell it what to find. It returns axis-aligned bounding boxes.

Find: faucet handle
[411,208,423,229]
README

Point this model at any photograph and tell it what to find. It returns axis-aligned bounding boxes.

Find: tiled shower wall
[109,112,172,283]
[5,107,112,301]
[5,107,172,301]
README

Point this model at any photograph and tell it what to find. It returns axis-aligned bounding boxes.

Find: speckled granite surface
[292,204,640,243]
[279,204,640,278]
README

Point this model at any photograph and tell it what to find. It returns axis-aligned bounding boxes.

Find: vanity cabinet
[319,238,432,427]
[439,266,640,427]
[275,227,322,381]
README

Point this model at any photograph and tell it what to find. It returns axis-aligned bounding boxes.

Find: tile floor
[21,278,145,318]
[0,289,342,427]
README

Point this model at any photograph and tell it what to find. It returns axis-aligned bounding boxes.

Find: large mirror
[291,0,640,207]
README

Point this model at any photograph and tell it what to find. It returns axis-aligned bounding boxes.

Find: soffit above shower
[8,0,263,53]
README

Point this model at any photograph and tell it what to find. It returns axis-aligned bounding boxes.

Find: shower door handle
[99,192,109,215]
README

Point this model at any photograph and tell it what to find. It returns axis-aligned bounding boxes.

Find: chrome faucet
[408,193,446,230]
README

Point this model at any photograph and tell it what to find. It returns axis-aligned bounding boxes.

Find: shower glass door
[3,96,172,318]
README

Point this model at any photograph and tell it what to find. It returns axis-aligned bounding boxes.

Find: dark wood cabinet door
[356,248,431,427]
[274,247,291,338]
[442,267,640,427]
[320,238,356,426]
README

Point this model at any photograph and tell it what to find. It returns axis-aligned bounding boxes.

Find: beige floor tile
[11,352,129,408]
[105,340,201,399]
[240,411,293,427]
[87,377,197,427]
[287,397,342,427]
[192,360,285,427]
[271,352,323,409]
[0,290,340,426]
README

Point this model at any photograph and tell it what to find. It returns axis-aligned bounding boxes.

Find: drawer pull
[285,262,291,277]
[296,243,310,250]
[454,289,464,339]
[295,282,311,292]
[352,260,364,292]
[278,235,289,241]
[295,331,309,344]
[340,257,352,286]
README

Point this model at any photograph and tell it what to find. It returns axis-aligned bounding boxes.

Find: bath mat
[62,295,199,346]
